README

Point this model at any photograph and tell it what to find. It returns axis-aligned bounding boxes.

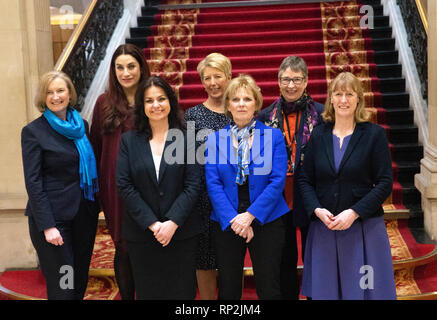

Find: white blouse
[152,153,162,181]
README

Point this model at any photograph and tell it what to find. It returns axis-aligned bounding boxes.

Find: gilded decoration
[153,72,184,87]
[147,59,187,74]
[154,35,193,49]
[324,39,366,54]
[166,0,201,5]
[326,64,370,80]
[157,24,196,37]
[323,27,363,41]
[149,47,190,60]
[161,13,198,25]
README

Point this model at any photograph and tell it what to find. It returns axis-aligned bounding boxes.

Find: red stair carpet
[1,220,435,300]
[144,0,404,211]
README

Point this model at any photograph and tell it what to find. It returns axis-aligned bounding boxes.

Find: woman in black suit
[116,76,201,299]
[298,72,397,300]
[21,71,99,300]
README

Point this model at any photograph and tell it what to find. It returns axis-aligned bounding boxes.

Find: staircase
[1,0,435,301]
[125,0,435,298]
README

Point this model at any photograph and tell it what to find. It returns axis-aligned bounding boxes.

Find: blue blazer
[205,120,290,231]
[298,122,393,220]
[21,115,99,232]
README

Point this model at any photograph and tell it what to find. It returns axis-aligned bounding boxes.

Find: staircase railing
[54,0,124,111]
[397,0,428,101]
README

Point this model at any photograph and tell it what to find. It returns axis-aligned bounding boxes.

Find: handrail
[415,0,428,36]
[54,0,98,71]
[52,0,124,110]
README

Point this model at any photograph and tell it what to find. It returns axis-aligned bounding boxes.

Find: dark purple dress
[184,104,230,270]
[300,133,397,300]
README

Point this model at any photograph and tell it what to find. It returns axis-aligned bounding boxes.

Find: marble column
[0,0,53,271]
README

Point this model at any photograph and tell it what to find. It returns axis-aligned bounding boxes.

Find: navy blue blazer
[258,100,324,226]
[116,130,201,242]
[21,115,98,232]
[298,122,393,220]
[205,120,290,231]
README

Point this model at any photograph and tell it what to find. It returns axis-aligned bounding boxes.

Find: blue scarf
[43,107,98,201]
[230,119,256,185]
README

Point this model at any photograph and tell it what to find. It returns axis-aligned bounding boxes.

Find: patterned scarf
[264,92,319,173]
[44,107,99,201]
[230,119,256,185]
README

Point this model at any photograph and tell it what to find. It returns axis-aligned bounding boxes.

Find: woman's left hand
[328,209,359,231]
[230,212,255,237]
[154,220,178,247]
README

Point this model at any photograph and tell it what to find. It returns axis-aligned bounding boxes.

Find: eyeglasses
[279,76,305,86]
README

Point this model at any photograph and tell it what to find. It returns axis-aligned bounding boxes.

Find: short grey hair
[278,56,308,79]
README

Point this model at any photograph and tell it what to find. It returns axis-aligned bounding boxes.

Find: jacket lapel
[218,126,237,170]
[250,120,265,164]
[157,137,175,184]
[136,134,159,188]
[322,123,336,174]
[338,123,364,173]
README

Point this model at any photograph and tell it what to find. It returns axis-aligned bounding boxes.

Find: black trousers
[127,235,198,300]
[28,199,99,300]
[279,212,309,300]
[212,218,285,300]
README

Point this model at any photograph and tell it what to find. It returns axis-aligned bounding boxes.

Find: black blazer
[116,130,201,242]
[258,101,324,226]
[298,122,393,220]
[21,115,97,232]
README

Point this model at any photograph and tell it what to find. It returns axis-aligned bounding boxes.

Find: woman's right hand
[44,227,64,246]
[314,208,335,227]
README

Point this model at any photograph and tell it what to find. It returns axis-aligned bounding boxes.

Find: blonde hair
[322,72,371,123]
[197,52,232,81]
[34,71,77,112]
[223,74,263,119]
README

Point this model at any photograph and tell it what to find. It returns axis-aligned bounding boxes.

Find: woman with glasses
[258,55,324,300]
[298,72,396,299]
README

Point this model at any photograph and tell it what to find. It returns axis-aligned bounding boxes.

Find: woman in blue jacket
[205,74,289,300]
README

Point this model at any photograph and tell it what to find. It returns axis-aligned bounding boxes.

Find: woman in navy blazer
[205,74,289,300]
[298,72,397,300]
[116,76,201,299]
[21,71,99,300]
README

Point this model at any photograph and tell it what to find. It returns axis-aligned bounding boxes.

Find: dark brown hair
[134,76,184,139]
[101,44,151,133]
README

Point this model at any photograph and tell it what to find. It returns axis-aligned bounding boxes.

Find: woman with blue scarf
[21,71,99,300]
[205,74,289,299]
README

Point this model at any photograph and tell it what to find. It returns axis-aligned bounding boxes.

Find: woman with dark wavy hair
[90,43,150,300]
[116,76,201,299]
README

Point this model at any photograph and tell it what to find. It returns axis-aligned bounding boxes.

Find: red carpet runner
[144,0,403,210]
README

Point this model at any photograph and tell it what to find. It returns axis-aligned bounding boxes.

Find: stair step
[142,3,385,16]
[379,78,405,93]
[391,143,424,162]
[382,92,410,108]
[387,125,418,144]
[400,183,422,206]
[396,162,421,184]
[386,108,414,125]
